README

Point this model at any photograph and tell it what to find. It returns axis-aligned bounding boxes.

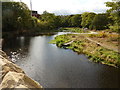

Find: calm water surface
[3,32,120,88]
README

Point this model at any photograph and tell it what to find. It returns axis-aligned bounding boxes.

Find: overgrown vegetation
[60,27,89,33]
[88,32,108,38]
[105,0,120,32]
[50,34,120,68]
[2,0,119,38]
[88,31,119,43]
[2,2,32,32]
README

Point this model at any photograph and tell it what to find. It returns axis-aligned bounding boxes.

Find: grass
[50,34,120,68]
[50,34,71,47]
[60,27,90,33]
[88,32,108,38]
[88,31,119,51]
[88,31,119,39]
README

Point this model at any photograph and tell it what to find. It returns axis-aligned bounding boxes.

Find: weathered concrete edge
[0,50,43,89]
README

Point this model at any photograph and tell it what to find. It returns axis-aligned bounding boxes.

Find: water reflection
[2,32,120,88]
[2,36,31,62]
[20,36,25,48]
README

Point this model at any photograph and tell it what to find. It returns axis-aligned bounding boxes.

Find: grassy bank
[50,33,120,68]
[59,27,90,33]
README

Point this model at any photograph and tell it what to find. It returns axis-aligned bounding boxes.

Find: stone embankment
[0,50,42,89]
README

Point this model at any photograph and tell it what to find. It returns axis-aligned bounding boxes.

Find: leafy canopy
[105,0,120,32]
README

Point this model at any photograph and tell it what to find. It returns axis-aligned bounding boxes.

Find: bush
[109,25,120,33]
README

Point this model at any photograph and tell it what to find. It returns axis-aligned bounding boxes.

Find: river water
[2,32,120,88]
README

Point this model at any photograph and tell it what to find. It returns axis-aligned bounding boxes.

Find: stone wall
[0,50,43,89]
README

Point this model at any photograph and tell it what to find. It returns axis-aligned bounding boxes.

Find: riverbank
[0,50,43,89]
[50,31,120,68]
[2,29,59,38]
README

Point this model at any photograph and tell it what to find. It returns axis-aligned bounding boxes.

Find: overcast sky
[14,0,112,15]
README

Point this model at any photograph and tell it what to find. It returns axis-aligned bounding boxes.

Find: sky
[14,0,112,15]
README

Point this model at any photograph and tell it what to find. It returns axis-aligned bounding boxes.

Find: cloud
[14,0,112,15]
[52,10,72,15]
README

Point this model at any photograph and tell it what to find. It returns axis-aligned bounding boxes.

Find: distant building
[32,11,40,18]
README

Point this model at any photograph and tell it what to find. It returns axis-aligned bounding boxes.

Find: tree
[40,11,60,29]
[2,2,31,32]
[61,15,71,27]
[105,0,120,32]
[41,11,55,21]
[70,14,82,27]
[91,14,109,30]
[81,12,96,29]
[53,16,62,28]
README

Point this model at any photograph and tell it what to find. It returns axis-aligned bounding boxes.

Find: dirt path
[58,31,119,53]
[78,31,119,53]
[86,37,119,53]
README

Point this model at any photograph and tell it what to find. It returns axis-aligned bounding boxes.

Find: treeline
[2,0,120,34]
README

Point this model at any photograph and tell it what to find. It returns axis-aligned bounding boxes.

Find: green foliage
[69,41,85,52]
[109,24,120,32]
[88,32,108,38]
[39,11,62,29]
[60,15,71,27]
[81,12,96,28]
[50,35,71,47]
[69,14,82,27]
[91,14,109,30]
[63,27,89,33]
[105,0,120,32]
[30,17,38,28]
[41,11,55,21]
[2,2,31,32]
[2,0,119,36]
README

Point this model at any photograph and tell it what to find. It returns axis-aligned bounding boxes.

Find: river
[2,32,120,88]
